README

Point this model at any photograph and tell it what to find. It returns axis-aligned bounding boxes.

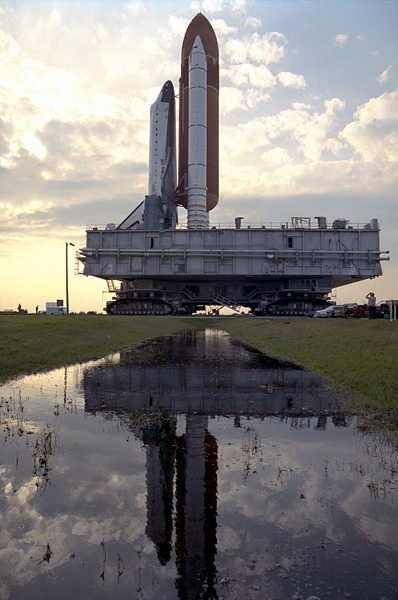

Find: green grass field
[1,314,397,431]
[0,314,201,382]
[218,317,398,413]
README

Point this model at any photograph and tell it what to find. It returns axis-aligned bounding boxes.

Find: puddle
[1,329,397,599]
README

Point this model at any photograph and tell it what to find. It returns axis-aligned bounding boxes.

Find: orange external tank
[177,13,219,212]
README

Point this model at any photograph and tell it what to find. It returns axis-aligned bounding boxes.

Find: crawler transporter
[80,216,386,316]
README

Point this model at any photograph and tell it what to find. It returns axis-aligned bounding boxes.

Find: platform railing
[85,220,379,232]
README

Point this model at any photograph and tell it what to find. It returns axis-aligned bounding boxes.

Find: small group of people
[17,304,39,314]
[366,292,376,319]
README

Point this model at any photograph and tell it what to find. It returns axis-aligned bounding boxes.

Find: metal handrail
[85,221,378,231]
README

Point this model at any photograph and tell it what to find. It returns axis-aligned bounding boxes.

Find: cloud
[220,86,271,115]
[277,71,306,89]
[193,0,247,15]
[0,132,147,236]
[260,147,292,167]
[219,98,354,196]
[246,89,271,109]
[220,31,293,97]
[222,62,276,89]
[202,0,225,14]
[326,137,346,156]
[1,199,53,223]
[297,98,346,161]
[220,86,245,114]
[246,16,262,28]
[220,152,397,201]
[0,5,177,94]
[126,1,146,17]
[166,15,190,38]
[0,19,155,227]
[224,31,286,65]
[212,18,237,36]
[341,91,398,162]
[231,0,246,15]
[335,33,348,48]
[223,38,248,63]
[221,118,271,160]
[377,66,393,84]
[222,62,305,95]
[265,98,345,162]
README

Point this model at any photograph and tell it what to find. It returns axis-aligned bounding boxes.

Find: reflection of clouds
[213,416,398,564]
[341,483,398,551]
[1,477,71,594]
[0,456,148,598]
[71,514,145,546]
[215,524,241,553]
[1,339,398,598]
[0,390,149,598]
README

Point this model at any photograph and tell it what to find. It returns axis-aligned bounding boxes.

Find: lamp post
[66,242,75,315]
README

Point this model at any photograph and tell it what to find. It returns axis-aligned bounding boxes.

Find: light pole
[66,242,75,315]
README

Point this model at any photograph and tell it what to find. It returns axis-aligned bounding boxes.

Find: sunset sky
[1,0,397,313]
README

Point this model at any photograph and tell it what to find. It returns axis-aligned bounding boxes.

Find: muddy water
[1,329,397,600]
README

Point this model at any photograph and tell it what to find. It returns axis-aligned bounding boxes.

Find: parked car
[313,305,346,318]
[375,301,390,318]
[346,304,368,318]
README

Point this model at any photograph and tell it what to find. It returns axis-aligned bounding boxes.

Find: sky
[0,0,397,314]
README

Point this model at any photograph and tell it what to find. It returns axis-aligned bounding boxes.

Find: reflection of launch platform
[78,14,388,316]
[84,357,339,416]
[83,330,344,417]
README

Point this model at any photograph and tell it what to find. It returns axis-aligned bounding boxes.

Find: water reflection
[83,330,349,599]
[84,329,343,418]
[1,329,397,600]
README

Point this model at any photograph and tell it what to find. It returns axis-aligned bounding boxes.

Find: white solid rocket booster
[187,35,209,229]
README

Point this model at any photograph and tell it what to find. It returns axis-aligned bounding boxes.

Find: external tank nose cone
[182,13,219,60]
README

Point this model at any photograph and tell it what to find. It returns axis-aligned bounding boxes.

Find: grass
[218,317,398,429]
[1,314,398,432]
[0,314,206,383]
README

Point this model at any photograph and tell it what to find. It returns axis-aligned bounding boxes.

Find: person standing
[366,292,376,319]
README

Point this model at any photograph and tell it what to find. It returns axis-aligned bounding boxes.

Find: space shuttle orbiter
[147,80,178,229]
[119,13,219,232]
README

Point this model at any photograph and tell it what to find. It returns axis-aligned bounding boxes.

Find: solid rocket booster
[178,13,219,214]
[148,80,177,228]
[187,36,208,229]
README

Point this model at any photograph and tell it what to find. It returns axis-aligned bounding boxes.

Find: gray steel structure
[79,216,387,315]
